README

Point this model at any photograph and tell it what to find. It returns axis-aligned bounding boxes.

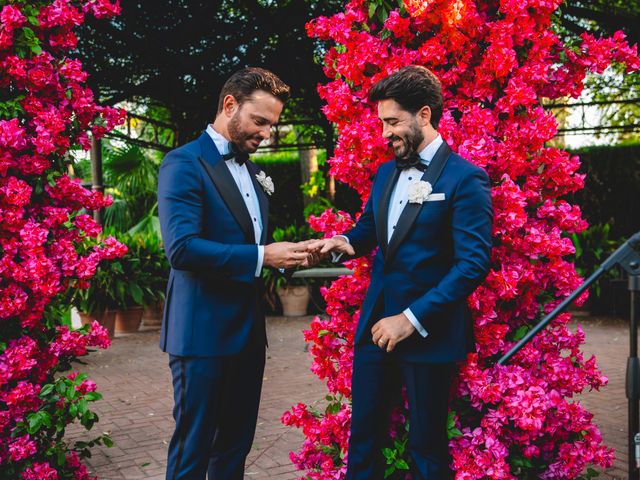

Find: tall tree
[75,0,343,141]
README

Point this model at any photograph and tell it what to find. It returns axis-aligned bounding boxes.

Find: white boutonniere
[255,171,274,196]
[407,180,433,204]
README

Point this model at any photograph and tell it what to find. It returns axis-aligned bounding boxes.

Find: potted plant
[71,268,117,338]
[134,231,169,327]
[71,263,120,339]
[109,232,165,333]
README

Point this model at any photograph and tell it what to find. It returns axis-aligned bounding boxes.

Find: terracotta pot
[115,306,144,334]
[142,300,164,328]
[277,285,311,317]
[79,310,116,339]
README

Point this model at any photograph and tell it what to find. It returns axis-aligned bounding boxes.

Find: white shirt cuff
[403,308,428,337]
[255,245,264,277]
[331,235,349,263]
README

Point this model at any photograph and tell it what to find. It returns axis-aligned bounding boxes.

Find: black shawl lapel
[376,166,400,257]
[197,132,254,243]
[385,142,452,266]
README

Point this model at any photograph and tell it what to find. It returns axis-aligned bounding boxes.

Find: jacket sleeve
[343,191,379,258]
[408,167,493,330]
[157,151,258,283]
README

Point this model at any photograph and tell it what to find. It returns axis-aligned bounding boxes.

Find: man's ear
[418,105,432,128]
[222,94,239,117]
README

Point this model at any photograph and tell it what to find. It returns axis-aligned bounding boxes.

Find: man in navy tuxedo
[158,67,312,480]
[308,66,493,479]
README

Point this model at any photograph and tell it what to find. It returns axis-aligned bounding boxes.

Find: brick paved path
[66,315,629,479]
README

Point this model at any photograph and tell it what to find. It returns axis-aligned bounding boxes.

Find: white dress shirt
[338,134,444,338]
[206,125,264,276]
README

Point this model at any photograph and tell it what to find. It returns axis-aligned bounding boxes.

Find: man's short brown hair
[369,65,443,128]
[217,67,290,113]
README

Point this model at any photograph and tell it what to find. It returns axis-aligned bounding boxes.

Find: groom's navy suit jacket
[345,143,493,363]
[157,132,268,357]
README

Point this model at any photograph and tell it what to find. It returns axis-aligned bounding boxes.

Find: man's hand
[264,242,312,269]
[297,240,322,268]
[305,236,355,257]
[371,313,416,353]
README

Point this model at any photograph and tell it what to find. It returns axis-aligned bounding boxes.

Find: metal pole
[628,274,640,480]
[90,136,104,225]
[498,267,604,365]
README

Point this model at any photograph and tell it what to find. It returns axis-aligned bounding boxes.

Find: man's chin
[393,148,408,158]
[244,142,261,153]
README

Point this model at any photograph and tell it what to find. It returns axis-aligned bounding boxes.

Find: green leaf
[40,411,52,428]
[382,447,395,461]
[102,435,114,448]
[395,459,410,470]
[447,410,456,429]
[512,325,530,341]
[28,413,43,433]
[130,283,144,305]
[40,384,55,397]
[85,391,102,402]
[66,386,78,401]
[56,381,67,396]
[72,373,88,385]
[57,448,66,466]
[78,399,89,416]
[368,2,377,19]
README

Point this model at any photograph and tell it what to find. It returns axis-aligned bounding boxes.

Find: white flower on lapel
[255,171,274,196]
[407,180,433,204]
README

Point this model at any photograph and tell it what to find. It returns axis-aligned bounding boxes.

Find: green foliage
[71,230,169,312]
[11,372,113,465]
[447,410,463,439]
[263,223,322,309]
[75,1,345,139]
[304,196,335,220]
[301,170,326,198]
[570,223,621,298]
[569,144,640,239]
[382,438,410,479]
[253,150,300,165]
[102,143,160,233]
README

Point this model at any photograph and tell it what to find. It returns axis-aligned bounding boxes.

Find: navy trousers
[165,342,265,480]
[346,342,455,480]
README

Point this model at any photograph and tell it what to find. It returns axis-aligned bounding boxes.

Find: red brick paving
[66,315,630,479]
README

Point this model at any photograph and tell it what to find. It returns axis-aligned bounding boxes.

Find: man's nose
[259,126,271,140]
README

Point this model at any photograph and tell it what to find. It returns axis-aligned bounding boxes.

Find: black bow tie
[222,143,249,165]
[395,153,427,172]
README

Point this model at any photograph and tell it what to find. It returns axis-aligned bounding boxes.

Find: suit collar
[197,130,223,168]
[197,130,270,245]
[205,125,231,156]
[417,133,443,166]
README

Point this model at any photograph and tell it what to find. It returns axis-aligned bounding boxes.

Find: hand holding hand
[263,242,312,269]
[371,313,416,353]
[305,236,355,257]
[296,240,322,268]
